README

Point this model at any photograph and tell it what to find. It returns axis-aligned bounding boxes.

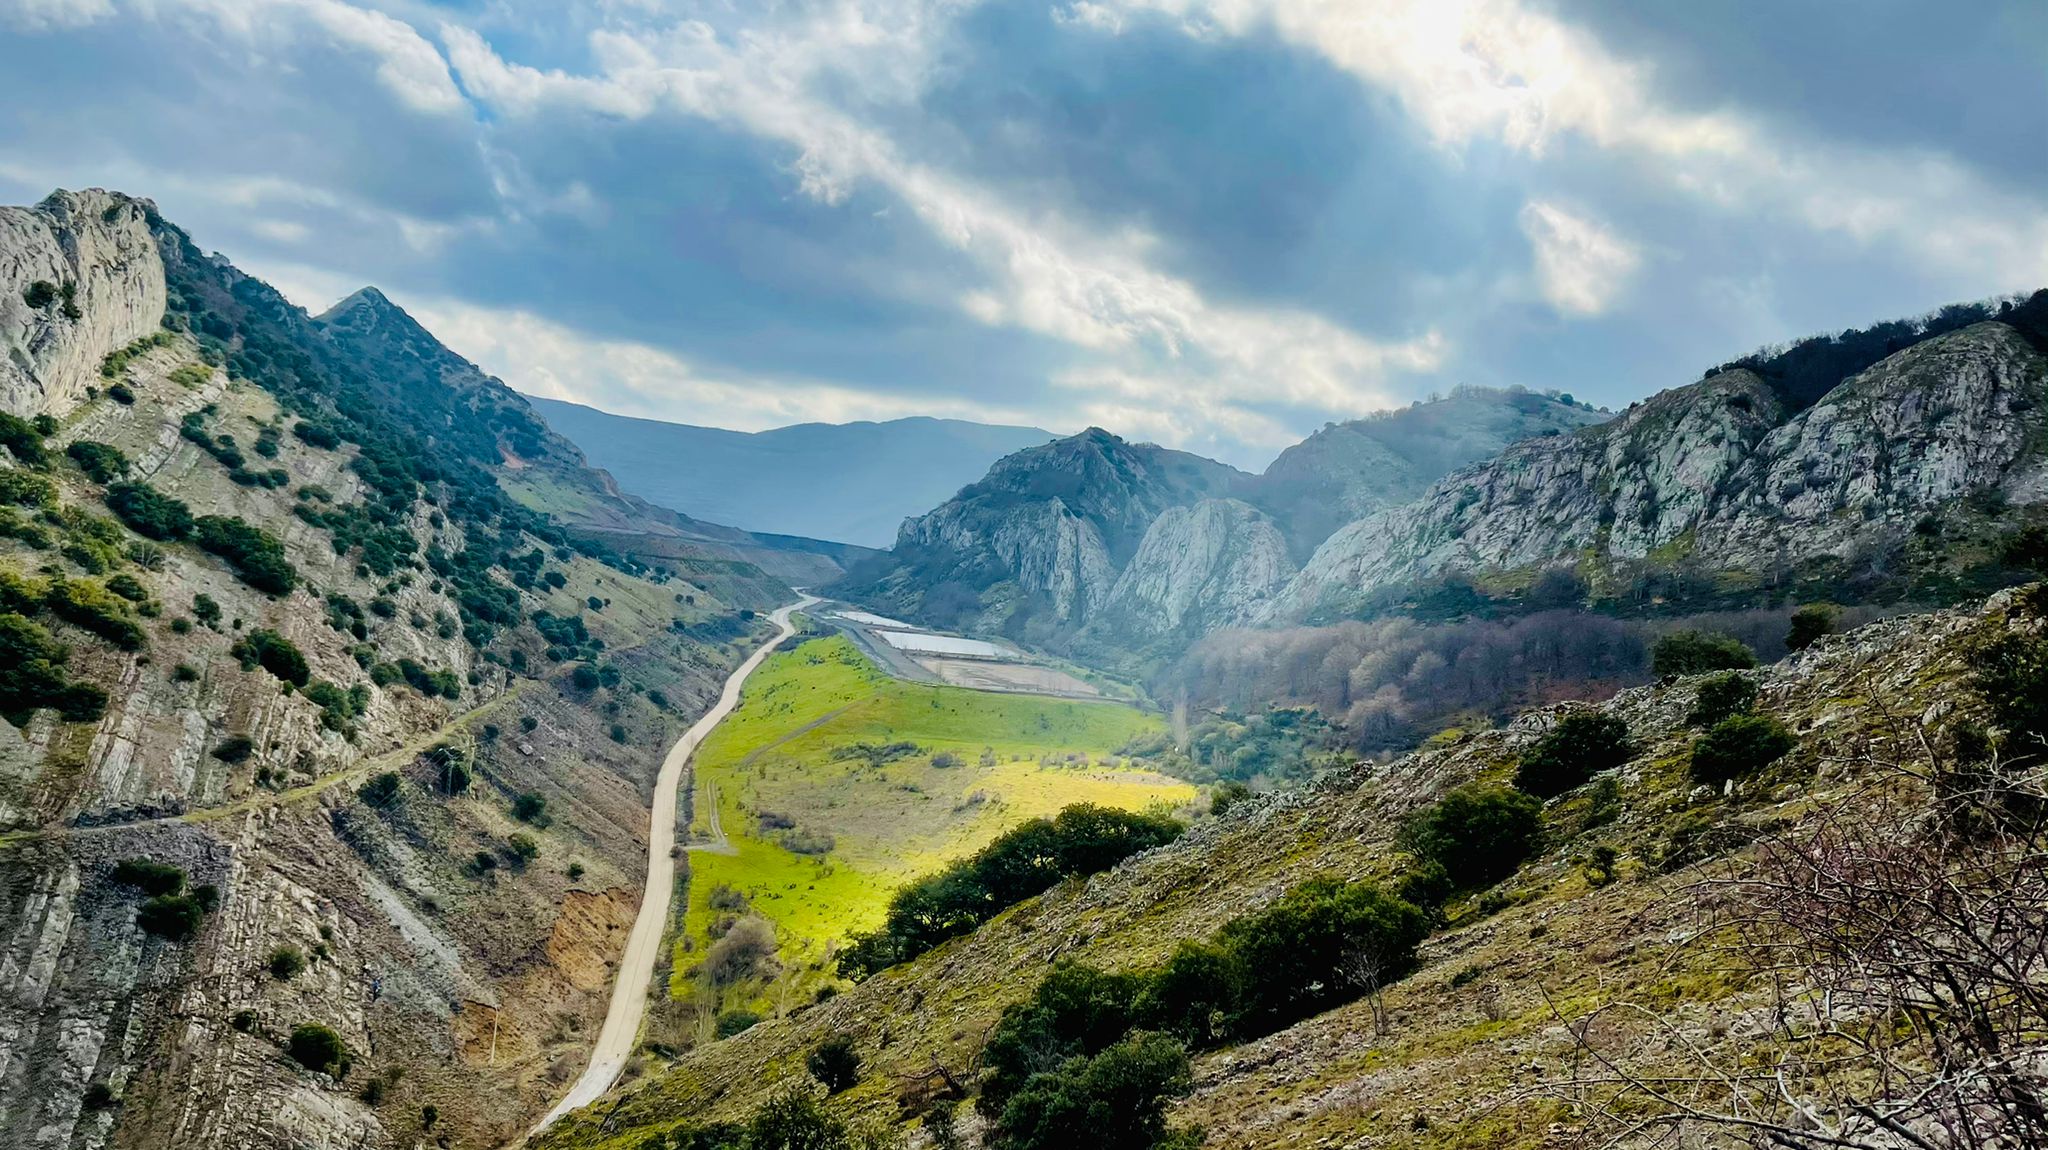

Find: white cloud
[441,4,1445,434]
[1518,200,1639,317]
[1086,0,2048,292]
[404,294,1055,433]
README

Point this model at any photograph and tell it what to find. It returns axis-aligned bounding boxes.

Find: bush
[1786,604,1837,651]
[0,469,57,508]
[358,771,402,808]
[1514,712,1632,798]
[1689,713,1797,784]
[1652,630,1756,677]
[235,629,310,686]
[193,515,296,593]
[1216,877,1428,1035]
[104,482,193,541]
[111,858,186,896]
[840,805,1183,978]
[269,946,306,980]
[991,1031,1193,1150]
[715,1009,762,1038]
[807,1036,861,1093]
[1400,784,1544,889]
[287,1023,349,1076]
[1688,672,1757,727]
[211,735,255,763]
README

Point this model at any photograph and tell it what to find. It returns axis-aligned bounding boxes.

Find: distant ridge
[527,398,1055,547]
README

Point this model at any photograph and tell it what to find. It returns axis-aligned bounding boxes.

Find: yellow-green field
[672,635,1191,1009]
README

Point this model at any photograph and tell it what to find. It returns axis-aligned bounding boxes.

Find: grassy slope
[539,595,2004,1150]
[672,634,1191,1008]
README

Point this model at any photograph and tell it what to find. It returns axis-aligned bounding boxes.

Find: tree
[1689,713,1796,784]
[1400,784,1544,889]
[1514,711,1632,798]
[1785,603,1837,651]
[1652,630,1756,677]
[807,1036,861,1093]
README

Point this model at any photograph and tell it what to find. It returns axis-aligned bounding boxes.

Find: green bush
[111,858,187,896]
[235,629,310,686]
[991,1031,1193,1150]
[1689,713,1797,784]
[1652,630,1757,677]
[806,1036,861,1093]
[1400,784,1544,889]
[287,1023,349,1076]
[840,805,1183,978]
[1786,604,1837,651]
[1513,712,1632,798]
[193,515,296,593]
[0,469,56,508]
[358,771,402,808]
[46,579,146,650]
[1688,672,1757,727]
[104,482,193,541]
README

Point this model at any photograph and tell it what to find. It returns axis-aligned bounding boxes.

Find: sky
[1,0,2043,470]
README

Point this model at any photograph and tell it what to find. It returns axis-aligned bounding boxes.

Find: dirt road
[533,594,815,1133]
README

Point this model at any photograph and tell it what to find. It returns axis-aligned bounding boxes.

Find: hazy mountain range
[527,400,1053,548]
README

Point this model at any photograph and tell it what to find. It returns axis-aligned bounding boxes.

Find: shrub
[806,1036,861,1093]
[1514,712,1632,798]
[991,1031,1193,1150]
[235,629,310,686]
[104,482,193,541]
[1400,784,1544,889]
[287,1023,349,1076]
[211,735,255,763]
[268,946,307,980]
[111,858,187,896]
[715,1009,762,1038]
[1688,672,1757,727]
[1786,604,1837,651]
[1216,877,1428,1035]
[1689,713,1797,784]
[193,515,296,593]
[0,469,57,508]
[358,771,403,808]
[1652,630,1756,677]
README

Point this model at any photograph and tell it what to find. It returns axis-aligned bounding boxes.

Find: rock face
[1254,388,1609,558]
[1091,499,1293,641]
[1270,323,2048,621]
[0,189,166,416]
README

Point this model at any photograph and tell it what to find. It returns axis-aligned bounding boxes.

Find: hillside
[535,578,2048,1150]
[528,401,1053,549]
[0,188,793,1149]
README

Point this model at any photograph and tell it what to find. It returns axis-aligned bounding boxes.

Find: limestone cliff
[0,190,166,417]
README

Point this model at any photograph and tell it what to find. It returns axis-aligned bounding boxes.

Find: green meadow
[671,634,1192,1017]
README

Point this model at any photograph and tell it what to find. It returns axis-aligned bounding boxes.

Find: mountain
[834,389,1609,660]
[526,399,1054,548]
[1270,305,2048,624]
[833,427,1252,647]
[0,188,800,1148]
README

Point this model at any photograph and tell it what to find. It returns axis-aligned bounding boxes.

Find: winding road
[533,594,816,1134]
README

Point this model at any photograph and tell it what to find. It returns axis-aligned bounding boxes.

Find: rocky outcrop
[1091,499,1292,641]
[0,190,165,417]
[1270,323,2047,621]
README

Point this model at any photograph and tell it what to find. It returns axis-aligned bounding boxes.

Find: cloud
[1518,200,1639,317]
[1084,0,2048,291]
[405,293,1054,433]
